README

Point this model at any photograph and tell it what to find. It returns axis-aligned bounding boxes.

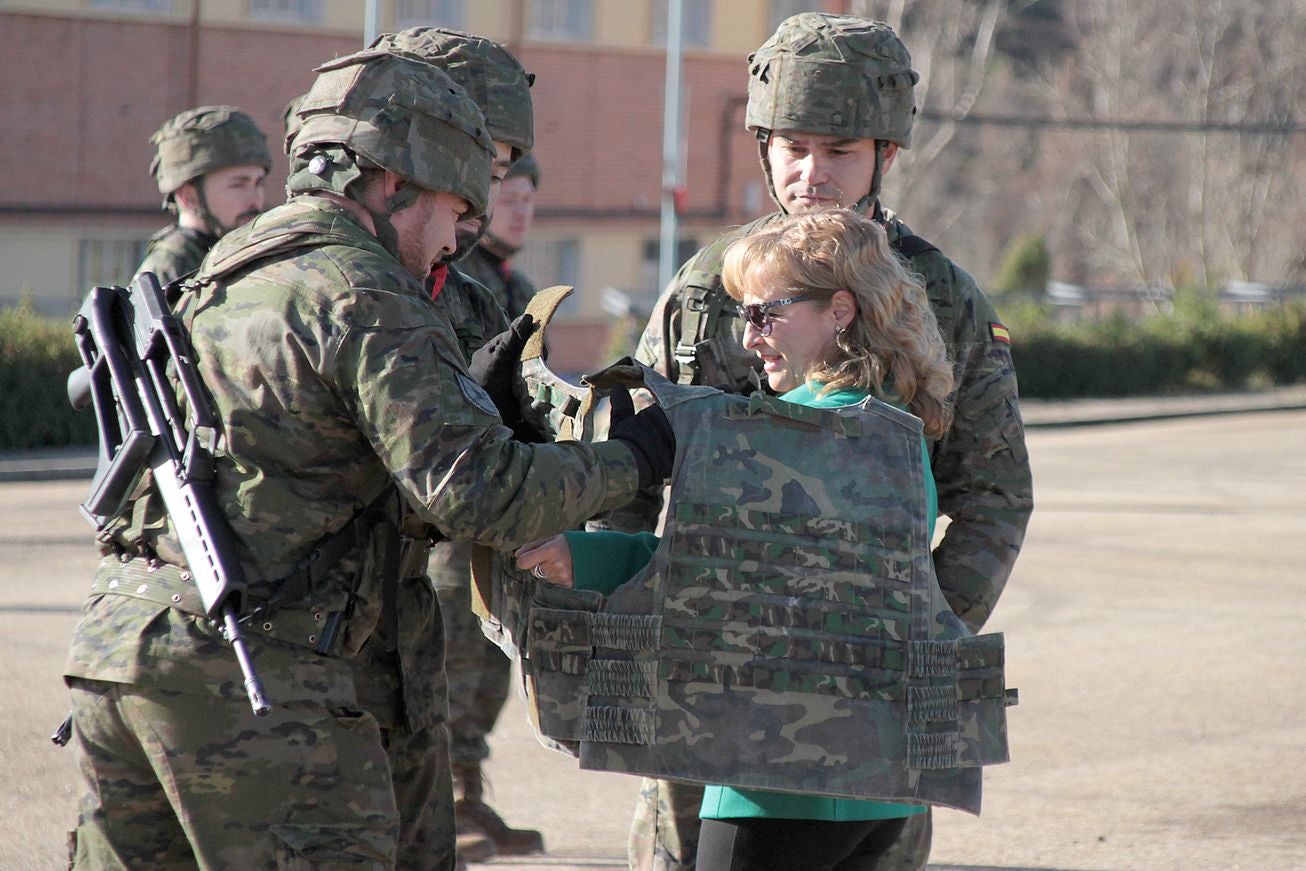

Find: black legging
[696,816,910,871]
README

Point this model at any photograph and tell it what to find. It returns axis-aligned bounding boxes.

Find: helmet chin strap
[362,181,423,260]
[849,141,889,217]
[191,179,230,238]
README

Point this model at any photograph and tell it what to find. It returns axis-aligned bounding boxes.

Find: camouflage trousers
[432,545,512,766]
[67,677,399,869]
[628,779,932,871]
[352,574,457,870]
[379,720,457,871]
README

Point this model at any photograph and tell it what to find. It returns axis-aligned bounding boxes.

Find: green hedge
[1007,297,1306,398]
[0,302,97,450]
[2,296,1304,450]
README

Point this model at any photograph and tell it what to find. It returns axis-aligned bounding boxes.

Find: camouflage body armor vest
[477,359,1013,813]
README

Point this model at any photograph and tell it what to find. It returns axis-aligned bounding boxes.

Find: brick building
[0,0,832,369]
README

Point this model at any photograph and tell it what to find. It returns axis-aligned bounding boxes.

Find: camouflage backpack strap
[672,214,781,390]
[672,234,737,386]
[892,232,939,262]
[195,199,389,286]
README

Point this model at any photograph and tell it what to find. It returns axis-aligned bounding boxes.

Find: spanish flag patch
[989,322,1011,344]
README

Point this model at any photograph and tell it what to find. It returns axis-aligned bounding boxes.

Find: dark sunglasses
[737,293,817,337]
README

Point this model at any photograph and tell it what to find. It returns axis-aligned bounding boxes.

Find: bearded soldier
[359,27,547,864]
[136,106,271,284]
[62,49,673,869]
[621,13,1034,871]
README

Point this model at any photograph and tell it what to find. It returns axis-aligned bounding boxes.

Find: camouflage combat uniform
[438,246,535,775]
[364,26,549,858]
[459,243,537,320]
[618,13,1034,869]
[63,49,644,869]
[347,262,512,869]
[133,225,216,286]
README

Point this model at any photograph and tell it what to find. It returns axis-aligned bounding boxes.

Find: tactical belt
[91,556,349,657]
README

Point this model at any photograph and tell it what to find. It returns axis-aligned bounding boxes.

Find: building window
[650,0,712,49]
[249,0,324,25]
[78,239,147,300]
[528,0,593,42]
[767,0,808,31]
[395,0,466,29]
[88,0,174,11]
[641,237,698,296]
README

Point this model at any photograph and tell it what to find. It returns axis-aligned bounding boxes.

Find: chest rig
[476,357,1014,813]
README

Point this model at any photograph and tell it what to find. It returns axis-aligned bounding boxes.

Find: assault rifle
[67,273,270,718]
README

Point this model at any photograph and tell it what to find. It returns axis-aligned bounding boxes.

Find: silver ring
[532,564,547,580]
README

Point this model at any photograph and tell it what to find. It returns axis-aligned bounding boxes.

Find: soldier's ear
[173,181,200,211]
[880,142,900,173]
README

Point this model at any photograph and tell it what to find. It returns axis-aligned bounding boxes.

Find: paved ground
[2,398,1303,870]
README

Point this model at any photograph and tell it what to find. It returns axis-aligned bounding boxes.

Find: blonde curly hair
[721,209,954,438]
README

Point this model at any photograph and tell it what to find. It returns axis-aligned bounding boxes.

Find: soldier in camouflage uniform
[364,28,548,861]
[620,13,1034,871]
[136,106,271,284]
[460,153,540,318]
[62,48,673,870]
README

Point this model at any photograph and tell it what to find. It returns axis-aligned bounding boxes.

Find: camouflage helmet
[148,106,272,196]
[745,13,918,149]
[369,27,534,161]
[506,152,539,186]
[286,48,494,217]
[281,93,306,148]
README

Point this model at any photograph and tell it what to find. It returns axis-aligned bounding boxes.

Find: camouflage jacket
[134,224,216,286]
[459,244,537,319]
[435,262,512,358]
[629,207,1033,631]
[66,195,640,706]
[352,263,509,732]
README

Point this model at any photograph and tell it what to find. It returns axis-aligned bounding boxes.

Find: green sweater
[565,383,934,821]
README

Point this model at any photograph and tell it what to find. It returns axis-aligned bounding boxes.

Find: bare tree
[1037,0,1306,289]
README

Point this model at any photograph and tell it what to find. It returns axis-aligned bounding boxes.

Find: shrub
[1010,297,1306,399]
[0,301,96,450]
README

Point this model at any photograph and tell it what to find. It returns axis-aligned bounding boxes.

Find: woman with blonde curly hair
[721,207,953,438]
[516,208,954,870]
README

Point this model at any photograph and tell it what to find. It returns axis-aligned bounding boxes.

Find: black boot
[453,762,545,856]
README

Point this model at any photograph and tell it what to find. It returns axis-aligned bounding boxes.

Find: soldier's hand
[469,314,536,427]
[607,386,675,489]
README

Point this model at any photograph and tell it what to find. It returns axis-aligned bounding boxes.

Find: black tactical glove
[468,314,539,438]
[607,386,675,489]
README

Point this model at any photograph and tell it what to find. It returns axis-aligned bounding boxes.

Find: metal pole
[364,0,380,47]
[658,0,684,294]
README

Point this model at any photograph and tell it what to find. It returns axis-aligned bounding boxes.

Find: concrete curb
[1021,384,1306,428]
[4,387,1304,483]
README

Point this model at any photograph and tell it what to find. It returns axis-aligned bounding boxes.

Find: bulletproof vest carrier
[475,362,1013,814]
